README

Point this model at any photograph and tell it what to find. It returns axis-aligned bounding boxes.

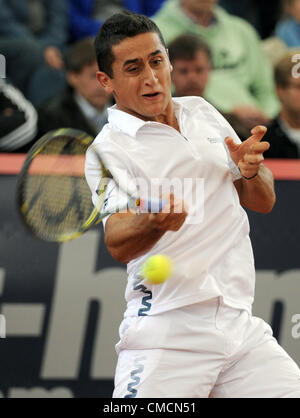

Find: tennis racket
[16,128,165,242]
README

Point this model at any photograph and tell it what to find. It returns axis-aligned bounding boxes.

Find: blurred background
[0,0,300,398]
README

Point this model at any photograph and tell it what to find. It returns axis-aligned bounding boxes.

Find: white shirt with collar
[279,118,300,152]
[74,92,108,133]
[85,96,255,317]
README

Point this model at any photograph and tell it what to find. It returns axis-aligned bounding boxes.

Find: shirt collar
[107,99,187,138]
[74,92,103,119]
[279,117,300,149]
[107,105,147,137]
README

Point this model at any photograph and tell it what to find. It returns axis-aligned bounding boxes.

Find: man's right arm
[105,197,187,264]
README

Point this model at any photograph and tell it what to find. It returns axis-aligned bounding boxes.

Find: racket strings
[20,135,95,240]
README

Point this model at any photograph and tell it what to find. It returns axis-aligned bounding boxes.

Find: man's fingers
[250,141,270,153]
[248,125,267,143]
[238,161,259,176]
[243,153,264,164]
[161,193,174,213]
[225,136,240,152]
[251,125,267,135]
[149,204,187,231]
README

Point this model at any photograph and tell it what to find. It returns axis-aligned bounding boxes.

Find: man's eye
[128,67,138,72]
[153,59,162,65]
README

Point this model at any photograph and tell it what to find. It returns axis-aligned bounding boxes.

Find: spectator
[37,38,112,138]
[262,36,288,67]
[219,0,260,33]
[275,0,300,47]
[69,0,166,41]
[168,33,250,139]
[264,51,300,158]
[219,0,282,39]
[0,0,68,107]
[0,79,37,152]
[169,33,212,98]
[153,0,281,129]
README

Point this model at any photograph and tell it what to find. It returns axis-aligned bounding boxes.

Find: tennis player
[85,11,300,398]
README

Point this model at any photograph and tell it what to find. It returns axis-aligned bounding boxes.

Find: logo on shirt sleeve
[207,137,223,144]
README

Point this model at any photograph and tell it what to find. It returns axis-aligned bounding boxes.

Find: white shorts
[113,297,300,398]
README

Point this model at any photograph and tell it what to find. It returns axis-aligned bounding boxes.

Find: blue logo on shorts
[124,356,146,398]
[133,277,152,316]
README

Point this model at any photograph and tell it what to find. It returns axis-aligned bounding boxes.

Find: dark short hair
[65,37,97,73]
[283,0,298,16]
[274,50,300,87]
[168,33,212,64]
[94,11,166,78]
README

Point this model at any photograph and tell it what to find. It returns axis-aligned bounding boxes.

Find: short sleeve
[202,99,242,182]
[221,123,242,182]
[98,180,129,230]
[85,142,135,231]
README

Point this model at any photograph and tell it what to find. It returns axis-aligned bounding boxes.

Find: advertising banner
[0,158,299,398]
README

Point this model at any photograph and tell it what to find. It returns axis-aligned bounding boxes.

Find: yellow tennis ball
[142,254,173,284]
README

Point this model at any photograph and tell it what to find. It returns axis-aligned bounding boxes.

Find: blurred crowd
[0,0,299,158]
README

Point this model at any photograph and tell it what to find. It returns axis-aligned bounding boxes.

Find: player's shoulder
[91,124,124,150]
[92,124,112,145]
[173,95,207,109]
[86,123,133,169]
[175,96,232,132]
[174,96,221,117]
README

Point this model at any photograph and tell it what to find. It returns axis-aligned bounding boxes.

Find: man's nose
[143,65,158,84]
[187,71,199,82]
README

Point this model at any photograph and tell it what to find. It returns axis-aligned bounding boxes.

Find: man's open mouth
[143,92,160,97]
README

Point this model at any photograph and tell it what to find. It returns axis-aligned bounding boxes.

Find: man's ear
[96,71,114,93]
[276,85,285,103]
[67,71,78,88]
[166,48,173,73]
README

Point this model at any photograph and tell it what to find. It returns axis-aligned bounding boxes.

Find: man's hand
[148,194,187,232]
[105,194,188,264]
[44,46,64,70]
[225,125,270,179]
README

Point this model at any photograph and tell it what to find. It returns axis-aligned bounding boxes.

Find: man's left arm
[226,126,276,214]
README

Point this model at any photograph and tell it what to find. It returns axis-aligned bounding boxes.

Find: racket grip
[138,197,167,213]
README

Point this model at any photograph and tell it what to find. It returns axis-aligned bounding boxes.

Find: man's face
[183,0,217,14]
[290,0,300,22]
[172,51,211,97]
[97,32,173,121]
[68,62,111,110]
[277,76,300,115]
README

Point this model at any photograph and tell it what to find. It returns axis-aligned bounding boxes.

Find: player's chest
[132,123,229,180]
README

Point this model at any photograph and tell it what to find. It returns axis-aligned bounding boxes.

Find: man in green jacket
[153,0,281,130]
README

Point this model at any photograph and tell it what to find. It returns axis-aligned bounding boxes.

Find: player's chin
[183,88,204,97]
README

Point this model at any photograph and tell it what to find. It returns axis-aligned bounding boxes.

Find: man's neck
[155,110,180,132]
[117,99,180,132]
[181,0,215,27]
[280,109,300,129]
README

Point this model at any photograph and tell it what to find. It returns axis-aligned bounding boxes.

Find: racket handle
[138,197,167,213]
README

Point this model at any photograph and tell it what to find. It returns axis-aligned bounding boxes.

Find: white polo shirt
[85,97,256,317]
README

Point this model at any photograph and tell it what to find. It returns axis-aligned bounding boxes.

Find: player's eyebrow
[123,50,163,67]
[123,58,139,67]
[149,49,162,57]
